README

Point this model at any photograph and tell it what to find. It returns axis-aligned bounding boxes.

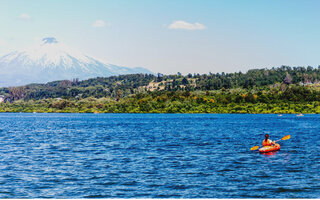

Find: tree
[284,73,292,84]
[280,83,287,92]
[181,77,189,85]
[116,90,121,101]
[9,87,26,101]
[58,80,72,87]
[244,78,255,89]
[157,73,163,82]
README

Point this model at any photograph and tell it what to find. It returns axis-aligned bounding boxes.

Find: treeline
[0,66,320,113]
[1,65,320,102]
[1,89,320,113]
[157,65,320,90]
[0,74,155,101]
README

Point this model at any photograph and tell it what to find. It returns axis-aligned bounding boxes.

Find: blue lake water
[0,113,319,198]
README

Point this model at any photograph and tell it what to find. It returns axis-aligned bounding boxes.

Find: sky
[0,0,319,74]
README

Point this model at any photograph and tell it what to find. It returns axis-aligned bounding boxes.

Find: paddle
[275,134,291,142]
[250,135,291,151]
[250,146,260,151]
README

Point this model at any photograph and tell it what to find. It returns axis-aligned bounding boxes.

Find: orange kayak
[259,144,280,153]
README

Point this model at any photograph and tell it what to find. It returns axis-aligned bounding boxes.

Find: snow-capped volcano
[0,37,152,87]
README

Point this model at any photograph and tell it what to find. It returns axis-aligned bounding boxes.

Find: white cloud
[168,20,207,30]
[17,13,31,21]
[92,20,106,28]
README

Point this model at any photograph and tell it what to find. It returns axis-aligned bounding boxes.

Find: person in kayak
[262,134,275,146]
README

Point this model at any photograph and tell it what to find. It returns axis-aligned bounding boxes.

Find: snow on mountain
[0,37,152,87]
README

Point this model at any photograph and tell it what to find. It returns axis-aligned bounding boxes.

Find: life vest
[262,139,273,146]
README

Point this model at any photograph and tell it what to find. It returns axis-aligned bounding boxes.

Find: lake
[0,113,319,198]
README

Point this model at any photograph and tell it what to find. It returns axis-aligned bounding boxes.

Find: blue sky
[0,0,319,74]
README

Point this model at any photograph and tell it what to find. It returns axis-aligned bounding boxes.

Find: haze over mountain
[0,37,152,87]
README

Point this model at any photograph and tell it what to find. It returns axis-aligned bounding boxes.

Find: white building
[0,95,4,103]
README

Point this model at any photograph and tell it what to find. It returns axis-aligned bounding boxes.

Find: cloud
[92,20,106,28]
[17,13,31,21]
[168,20,207,30]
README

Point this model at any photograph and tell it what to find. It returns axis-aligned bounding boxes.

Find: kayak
[259,144,280,153]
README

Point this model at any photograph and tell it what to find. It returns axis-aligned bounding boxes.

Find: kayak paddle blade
[281,135,291,141]
[250,146,259,151]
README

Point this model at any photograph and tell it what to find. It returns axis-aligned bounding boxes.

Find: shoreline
[0,111,314,114]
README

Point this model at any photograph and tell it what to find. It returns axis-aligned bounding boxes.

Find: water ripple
[0,113,318,198]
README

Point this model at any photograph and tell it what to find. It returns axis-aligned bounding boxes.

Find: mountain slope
[0,37,152,87]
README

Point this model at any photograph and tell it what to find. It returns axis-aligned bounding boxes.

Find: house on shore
[0,95,5,103]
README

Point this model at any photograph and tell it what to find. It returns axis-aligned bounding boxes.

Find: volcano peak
[0,38,152,87]
[42,37,58,44]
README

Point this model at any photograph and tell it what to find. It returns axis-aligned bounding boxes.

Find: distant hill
[1,65,320,102]
[0,37,152,87]
[2,66,320,114]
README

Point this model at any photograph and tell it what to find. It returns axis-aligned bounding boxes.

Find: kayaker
[262,134,275,146]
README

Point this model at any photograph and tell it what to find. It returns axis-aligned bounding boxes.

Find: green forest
[1,65,320,113]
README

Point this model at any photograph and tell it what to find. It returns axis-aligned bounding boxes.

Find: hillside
[1,66,320,113]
